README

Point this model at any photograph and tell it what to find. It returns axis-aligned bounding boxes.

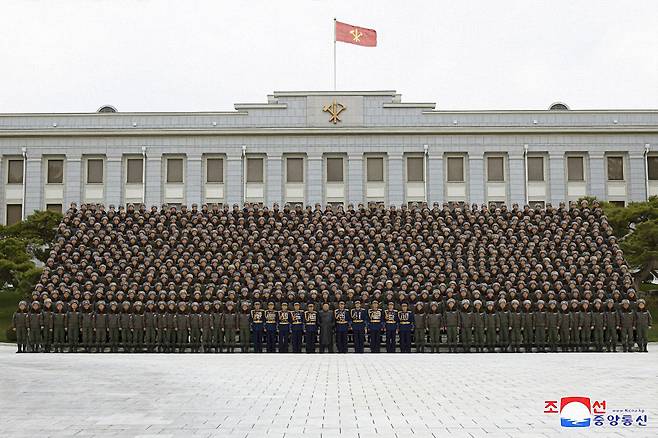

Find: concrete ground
[0,344,656,438]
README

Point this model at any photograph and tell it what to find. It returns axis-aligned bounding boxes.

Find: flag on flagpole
[335,20,377,47]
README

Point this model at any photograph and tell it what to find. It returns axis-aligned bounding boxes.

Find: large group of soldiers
[11,200,652,353]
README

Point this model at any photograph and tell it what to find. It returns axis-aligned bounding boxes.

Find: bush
[5,327,16,343]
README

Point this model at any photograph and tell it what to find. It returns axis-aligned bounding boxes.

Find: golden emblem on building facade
[322,99,346,124]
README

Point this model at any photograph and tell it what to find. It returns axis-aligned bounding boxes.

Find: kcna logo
[544,396,647,428]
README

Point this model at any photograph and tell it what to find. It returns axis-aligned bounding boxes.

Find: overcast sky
[1,0,657,113]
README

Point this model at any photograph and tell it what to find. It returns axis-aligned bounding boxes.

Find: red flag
[335,20,377,47]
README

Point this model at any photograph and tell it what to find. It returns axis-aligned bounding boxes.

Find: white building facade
[1,90,657,224]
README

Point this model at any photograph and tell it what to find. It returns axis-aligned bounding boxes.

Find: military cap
[637,298,646,305]
[511,299,520,305]
[621,299,630,305]
[473,300,482,306]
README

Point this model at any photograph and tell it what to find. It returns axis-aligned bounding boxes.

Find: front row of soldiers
[12,296,652,354]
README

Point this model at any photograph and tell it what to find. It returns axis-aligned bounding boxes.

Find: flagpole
[333,17,337,90]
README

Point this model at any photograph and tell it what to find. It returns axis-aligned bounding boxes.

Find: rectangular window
[567,156,584,182]
[126,158,143,184]
[46,204,62,214]
[47,159,64,184]
[6,204,22,225]
[86,159,104,184]
[7,159,24,184]
[406,157,424,182]
[607,156,624,181]
[527,157,544,182]
[246,157,263,183]
[447,157,464,182]
[649,156,658,180]
[206,158,224,183]
[487,157,504,182]
[286,157,304,183]
[366,157,384,182]
[326,157,344,182]
[166,158,184,183]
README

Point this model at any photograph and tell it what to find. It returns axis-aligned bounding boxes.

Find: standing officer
[144,301,157,353]
[304,303,319,353]
[384,302,398,353]
[264,302,278,353]
[223,301,238,353]
[497,298,511,353]
[108,301,121,353]
[579,300,593,352]
[546,300,560,352]
[11,301,29,353]
[79,300,94,353]
[484,301,499,353]
[534,300,547,353]
[350,300,367,353]
[521,300,534,353]
[397,303,414,353]
[188,302,202,353]
[334,301,350,353]
[175,302,189,353]
[277,302,292,352]
[67,300,81,353]
[444,298,459,353]
[604,298,619,352]
[367,301,384,353]
[413,302,427,353]
[318,302,335,353]
[238,302,251,353]
[426,302,442,353]
[509,300,523,353]
[132,301,146,353]
[619,299,635,352]
[459,299,474,353]
[250,301,265,353]
[28,301,43,353]
[290,302,305,353]
[591,299,605,352]
[635,299,652,352]
[94,301,109,353]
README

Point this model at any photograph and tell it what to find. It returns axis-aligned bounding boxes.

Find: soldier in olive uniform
[165,301,178,353]
[426,302,442,353]
[459,299,474,353]
[533,300,547,353]
[144,300,157,352]
[155,301,168,352]
[558,301,572,352]
[223,301,238,352]
[568,300,581,352]
[619,299,636,352]
[591,299,605,352]
[95,301,108,353]
[41,299,54,353]
[497,299,511,352]
[521,300,534,353]
[509,300,523,353]
[579,300,593,352]
[473,300,485,352]
[11,301,29,353]
[53,301,67,353]
[546,300,560,352]
[28,301,43,353]
[108,301,121,353]
[176,302,190,353]
[635,299,652,353]
[67,300,81,353]
[604,298,621,352]
[238,302,252,353]
[80,300,95,352]
[119,301,133,353]
[485,301,499,352]
[413,302,427,353]
[188,302,201,353]
[444,298,460,353]
[212,301,224,353]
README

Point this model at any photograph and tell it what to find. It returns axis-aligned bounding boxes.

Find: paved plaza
[1,344,656,438]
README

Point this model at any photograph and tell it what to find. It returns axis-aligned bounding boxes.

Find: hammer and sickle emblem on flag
[350,28,363,42]
[322,99,346,124]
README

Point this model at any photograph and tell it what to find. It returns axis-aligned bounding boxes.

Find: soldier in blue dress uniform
[264,302,278,353]
[350,300,367,353]
[290,302,305,353]
[367,301,384,353]
[384,302,398,353]
[334,301,350,353]
[277,302,291,352]
[304,303,319,353]
[398,302,415,353]
[250,301,265,353]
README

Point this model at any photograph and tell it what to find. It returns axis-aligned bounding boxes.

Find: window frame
[648,155,658,181]
[85,157,105,185]
[366,155,385,183]
[125,157,144,184]
[446,155,466,183]
[405,155,425,183]
[526,155,545,182]
[7,159,24,184]
[5,204,22,226]
[285,156,305,184]
[246,156,265,184]
[165,157,185,184]
[325,155,345,183]
[566,155,586,182]
[606,155,625,182]
[486,155,506,183]
[205,156,225,184]
[46,158,64,185]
